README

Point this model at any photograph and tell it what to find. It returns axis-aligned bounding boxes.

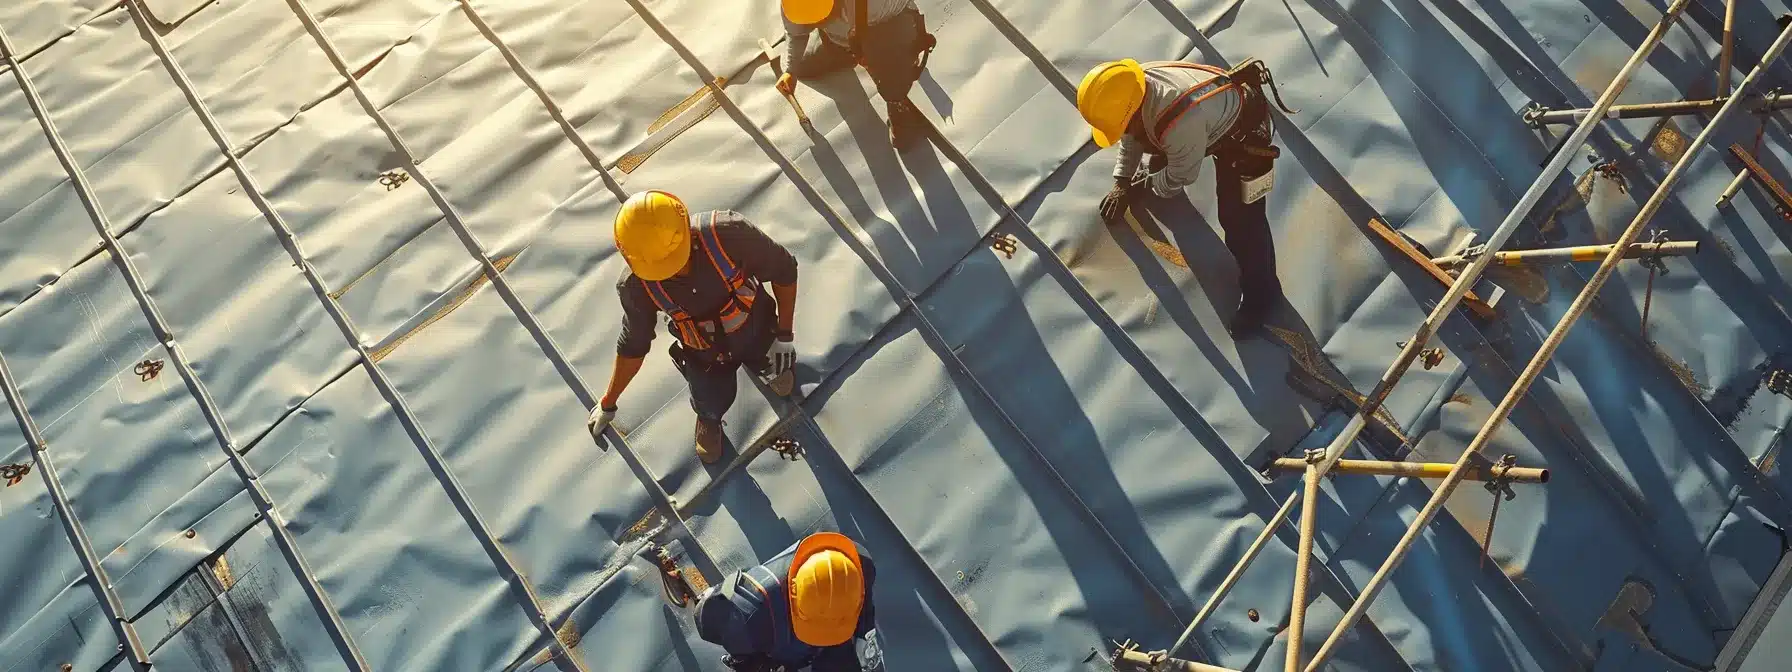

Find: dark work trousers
[788,9,926,104]
[670,325,776,423]
[1212,148,1283,313]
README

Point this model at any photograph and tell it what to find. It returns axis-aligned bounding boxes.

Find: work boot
[768,369,794,397]
[888,99,924,150]
[1229,299,1271,339]
[695,418,725,464]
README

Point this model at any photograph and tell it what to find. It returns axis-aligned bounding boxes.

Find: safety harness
[1145,58,1297,159]
[641,212,760,356]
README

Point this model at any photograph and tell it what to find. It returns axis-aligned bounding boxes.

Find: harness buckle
[1228,58,1299,115]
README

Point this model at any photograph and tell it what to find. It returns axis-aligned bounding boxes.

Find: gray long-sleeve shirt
[1113,61,1243,197]
[783,0,917,69]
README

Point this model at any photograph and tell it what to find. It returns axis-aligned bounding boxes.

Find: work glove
[766,336,796,376]
[587,403,618,440]
[1098,179,1132,223]
[776,73,796,96]
[1141,170,1180,198]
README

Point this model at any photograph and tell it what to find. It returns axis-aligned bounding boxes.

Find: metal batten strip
[1304,16,1792,672]
[119,3,588,669]
[1179,0,1695,656]
[0,22,371,672]
[451,0,627,203]
[274,0,714,575]
[0,350,151,670]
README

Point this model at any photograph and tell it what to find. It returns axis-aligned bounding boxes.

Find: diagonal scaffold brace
[1302,14,1792,672]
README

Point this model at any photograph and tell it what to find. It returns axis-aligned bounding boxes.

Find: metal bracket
[769,435,804,461]
[377,170,410,191]
[1,462,30,487]
[1637,230,1672,277]
[1593,160,1629,194]
[134,359,164,382]
[1484,453,1520,501]
[990,233,1019,259]
[1396,341,1447,370]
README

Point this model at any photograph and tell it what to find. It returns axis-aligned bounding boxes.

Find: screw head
[1247,608,1260,622]
[185,529,196,539]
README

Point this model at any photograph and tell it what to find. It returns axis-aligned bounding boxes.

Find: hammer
[760,37,814,132]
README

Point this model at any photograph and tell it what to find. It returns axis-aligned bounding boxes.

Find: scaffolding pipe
[1525,93,1792,126]
[1113,647,1245,672]
[1720,0,1737,94]
[0,349,151,670]
[1305,16,1792,672]
[1266,458,1549,483]
[1286,454,1323,671]
[1168,0,1693,657]
[1430,241,1700,269]
[1718,169,1752,207]
[0,17,371,671]
[121,3,589,669]
[278,0,714,580]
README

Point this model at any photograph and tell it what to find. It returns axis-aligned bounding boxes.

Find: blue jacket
[696,539,878,670]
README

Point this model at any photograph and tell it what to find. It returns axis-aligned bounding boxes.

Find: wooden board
[1365,218,1498,320]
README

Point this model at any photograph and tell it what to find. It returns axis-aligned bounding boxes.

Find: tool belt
[847,0,936,72]
[1211,58,1296,161]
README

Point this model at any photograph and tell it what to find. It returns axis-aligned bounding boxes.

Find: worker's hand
[587,403,618,440]
[1099,179,1132,223]
[776,73,796,96]
[1142,171,1180,198]
[766,337,796,376]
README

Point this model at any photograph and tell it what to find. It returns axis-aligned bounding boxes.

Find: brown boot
[888,99,924,150]
[695,418,725,464]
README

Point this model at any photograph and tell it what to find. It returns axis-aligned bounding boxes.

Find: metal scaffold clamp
[1478,453,1520,569]
[1520,101,1548,128]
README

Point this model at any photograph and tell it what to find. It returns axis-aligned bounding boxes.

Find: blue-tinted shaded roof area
[3,0,1792,670]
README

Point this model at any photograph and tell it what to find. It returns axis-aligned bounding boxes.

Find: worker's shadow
[1117,192,1328,461]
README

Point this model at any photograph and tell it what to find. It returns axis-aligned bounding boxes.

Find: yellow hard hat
[788,532,864,646]
[614,190,691,282]
[1076,59,1147,148]
[782,0,834,26]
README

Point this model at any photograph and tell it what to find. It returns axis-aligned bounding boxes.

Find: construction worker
[775,0,937,149]
[1077,57,1297,337]
[588,190,799,464]
[695,532,883,671]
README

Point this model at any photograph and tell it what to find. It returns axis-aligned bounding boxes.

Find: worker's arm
[783,16,814,77]
[1111,134,1144,184]
[604,278,659,409]
[1148,108,1211,197]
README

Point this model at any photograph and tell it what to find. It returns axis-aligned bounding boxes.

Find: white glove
[767,338,796,376]
[587,404,617,440]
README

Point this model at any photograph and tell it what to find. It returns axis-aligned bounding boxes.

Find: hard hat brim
[1081,59,1144,149]
[782,0,833,25]
[625,227,691,282]
[789,532,862,647]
